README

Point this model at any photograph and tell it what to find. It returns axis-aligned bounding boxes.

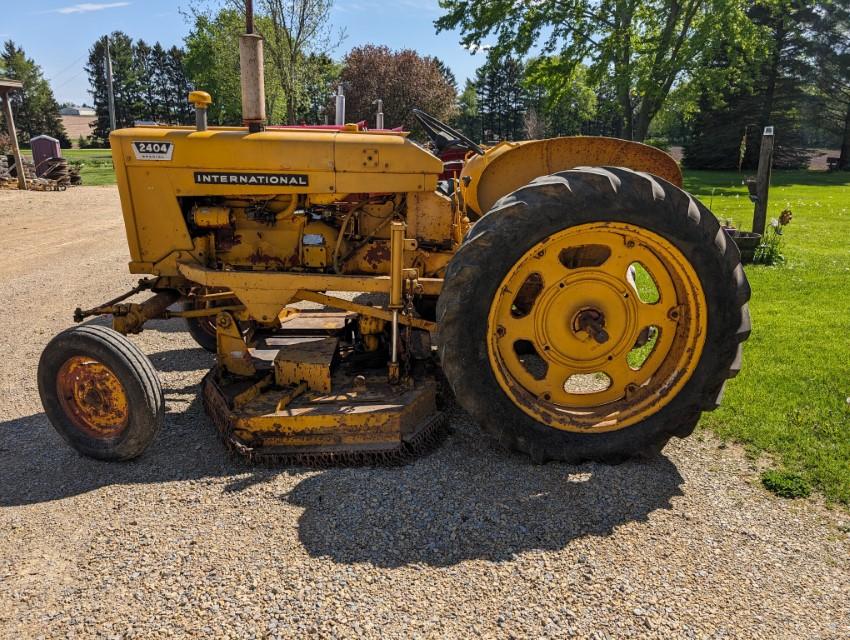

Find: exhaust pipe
[335,85,346,126]
[240,0,266,132]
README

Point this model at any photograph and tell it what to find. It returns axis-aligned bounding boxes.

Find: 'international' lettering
[193,172,310,186]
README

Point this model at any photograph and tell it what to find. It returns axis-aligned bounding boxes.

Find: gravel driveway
[1,186,848,639]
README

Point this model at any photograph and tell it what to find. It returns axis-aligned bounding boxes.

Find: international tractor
[37,14,750,466]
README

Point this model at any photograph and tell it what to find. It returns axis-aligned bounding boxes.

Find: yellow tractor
[37,18,750,465]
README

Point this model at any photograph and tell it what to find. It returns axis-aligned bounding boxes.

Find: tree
[86,33,195,143]
[337,45,457,133]
[473,52,527,141]
[86,32,141,143]
[134,40,162,121]
[223,0,342,125]
[740,0,818,169]
[524,61,596,138]
[294,53,339,124]
[165,46,194,125]
[813,0,850,168]
[184,10,244,125]
[682,0,821,170]
[0,40,70,147]
[185,7,286,124]
[436,0,753,141]
[452,79,481,141]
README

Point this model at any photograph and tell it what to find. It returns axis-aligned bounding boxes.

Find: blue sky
[2,1,488,106]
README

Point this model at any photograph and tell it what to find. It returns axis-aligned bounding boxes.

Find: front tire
[437,167,750,464]
[38,325,164,461]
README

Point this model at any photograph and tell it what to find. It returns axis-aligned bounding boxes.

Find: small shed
[0,78,26,189]
[31,135,61,177]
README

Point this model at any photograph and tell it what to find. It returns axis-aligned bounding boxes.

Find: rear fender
[460,137,682,217]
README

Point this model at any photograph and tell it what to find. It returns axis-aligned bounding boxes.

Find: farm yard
[0,174,848,638]
[3,0,850,636]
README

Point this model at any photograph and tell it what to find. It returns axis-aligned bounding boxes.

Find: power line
[48,53,87,82]
[53,67,87,91]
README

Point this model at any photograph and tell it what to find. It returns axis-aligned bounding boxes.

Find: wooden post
[752,126,775,236]
[1,90,27,191]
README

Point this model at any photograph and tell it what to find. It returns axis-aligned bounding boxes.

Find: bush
[761,469,811,498]
[643,137,671,153]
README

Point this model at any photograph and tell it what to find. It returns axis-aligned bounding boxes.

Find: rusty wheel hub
[56,356,129,438]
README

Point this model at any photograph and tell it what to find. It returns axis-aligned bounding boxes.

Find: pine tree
[134,40,161,122]
[474,53,527,142]
[0,40,70,147]
[86,32,141,143]
[149,44,171,123]
[741,0,817,169]
[166,47,194,125]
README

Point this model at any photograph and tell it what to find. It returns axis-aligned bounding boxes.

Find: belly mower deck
[201,311,446,465]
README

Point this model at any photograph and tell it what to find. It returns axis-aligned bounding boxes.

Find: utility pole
[751,126,775,236]
[105,36,116,133]
[0,79,27,190]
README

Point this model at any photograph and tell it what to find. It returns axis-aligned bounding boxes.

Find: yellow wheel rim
[487,222,707,433]
[56,356,129,438]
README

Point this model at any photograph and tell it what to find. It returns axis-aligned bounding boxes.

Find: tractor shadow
[0,394,252,508]
[0,344,265,507]
[1,334,684,566]
[285,409,684,568]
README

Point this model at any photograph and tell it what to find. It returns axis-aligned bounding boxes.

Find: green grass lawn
[61,148,115,186]
[17,148,116,186]
[684,170,850,505]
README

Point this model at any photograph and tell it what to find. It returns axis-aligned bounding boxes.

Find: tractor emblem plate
[132,141,174,161]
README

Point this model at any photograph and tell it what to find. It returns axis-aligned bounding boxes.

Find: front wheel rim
[56,355,130,438]
[486,221,707,433]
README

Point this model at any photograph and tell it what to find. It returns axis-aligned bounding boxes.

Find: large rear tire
[38,325,164,461]
[437,167,750,463]
[184,310,218,353]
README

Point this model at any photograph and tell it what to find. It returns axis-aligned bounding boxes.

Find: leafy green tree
[741,0,817,168]
[0,40,70,147]
[165,46,194,124]
[682,0,821,170]
[134,40,162,121]
[295,53,339,124]
[452,79,481,141]
[240,0,343,125]
[184,10,244,125]
[524,62,596,138]
[185,8,285,124]
[436,0,753,141]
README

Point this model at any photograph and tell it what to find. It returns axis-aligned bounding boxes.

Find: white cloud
[49,2,131,14]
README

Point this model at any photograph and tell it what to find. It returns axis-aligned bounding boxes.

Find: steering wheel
[412,109,485,156]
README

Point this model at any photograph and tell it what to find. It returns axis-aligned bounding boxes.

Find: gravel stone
[1,187,848,639]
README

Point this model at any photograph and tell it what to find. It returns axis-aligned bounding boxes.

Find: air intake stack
[240,0,266,132]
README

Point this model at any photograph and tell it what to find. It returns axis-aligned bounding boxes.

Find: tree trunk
[747,17,785,168]
[840,101,850,170]
[633,102,652,142]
